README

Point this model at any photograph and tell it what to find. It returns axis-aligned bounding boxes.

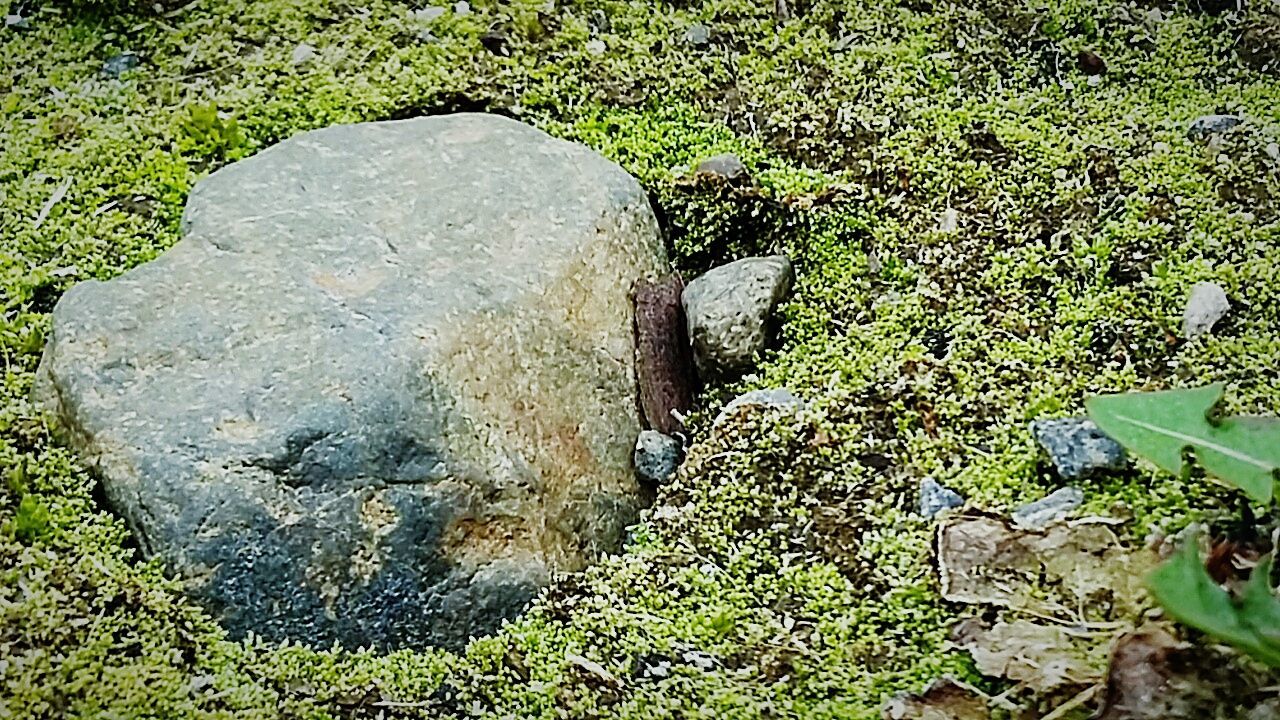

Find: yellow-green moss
[3,0,1280,717]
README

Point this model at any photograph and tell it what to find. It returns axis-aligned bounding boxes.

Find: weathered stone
[1187,114,1242,138]
[919,478,964,518]
[682,256,794,378]
[36,114,667,651]
[634,430,682,485]
[694,153,749,183]
[712,388,804,429]
[1031,417,1127,479]
[1181,281,1230,339]
[1012,487,1085,529]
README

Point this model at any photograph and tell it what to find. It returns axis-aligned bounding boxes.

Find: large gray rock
[682,255,794,378]
[36,114,667,651]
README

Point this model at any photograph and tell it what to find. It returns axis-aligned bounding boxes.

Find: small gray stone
[102,52,139,77]
[1012,487,1085,529]
[1187,114,1242,138]
[919,478,964,518]
[684,23,711,46]
[290,43,317,66]
[694,153,749,182]
[1032,418,1126,479]
[1181,281,1230,339]
[683,256,794,378]
[414,6,447,22]
[634,430,682,484]
[712,388,803,428]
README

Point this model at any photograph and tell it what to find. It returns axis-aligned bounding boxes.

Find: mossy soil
[3,0,1280,717]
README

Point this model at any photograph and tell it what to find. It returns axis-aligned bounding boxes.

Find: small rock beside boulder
[682,255,794,378]
[634,430,682,485]
[693,153,750,183]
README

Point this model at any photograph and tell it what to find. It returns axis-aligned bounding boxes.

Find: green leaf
[1239,556,1280,653]
[1148,542,1280,667]
[1085,384,1280,504]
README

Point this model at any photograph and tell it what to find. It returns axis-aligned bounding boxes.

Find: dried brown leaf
[937,514,1153,621]
[951,618,1105,694]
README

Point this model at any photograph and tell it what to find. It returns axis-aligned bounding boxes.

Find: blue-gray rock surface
[1012,487,1085,529]
[634,430,683,485]
[36,114,667,651]
[919,478,964,518]
[1031,417,1126,479]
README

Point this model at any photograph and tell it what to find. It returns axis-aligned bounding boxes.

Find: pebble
[694,153,749,182]
[683,256,794,378]
[634,430,682,485]
[684,23,711,47]
[1182,281,1230,339]
[1187,114,1242,139]
[1012,487,1085,529]
[290,43,317,66]
[919,478,964,518]
[712,388,804,429]
[102,52,140,77]
[1031,418,1126,479]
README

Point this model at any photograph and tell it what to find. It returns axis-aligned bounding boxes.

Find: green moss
[3,0,1280,716]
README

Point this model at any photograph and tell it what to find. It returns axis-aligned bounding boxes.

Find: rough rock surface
[36,114,667,651]
[1031,417,1127,479]
[682,255,794,378]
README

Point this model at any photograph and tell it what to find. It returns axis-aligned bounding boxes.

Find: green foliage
[179,103,247,161]
[1086,384,1280,504]
[1149,542,1280,667]
[2,0,1280,716]
[9,494,50,543]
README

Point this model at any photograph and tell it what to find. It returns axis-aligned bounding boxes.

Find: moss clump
[3,0,1280,717]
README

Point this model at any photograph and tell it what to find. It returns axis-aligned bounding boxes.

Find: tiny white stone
[453,1,471,15]
[415,6,446,22]
[1182,281,1230,339]
[585,39,606,55]
[937,207,959,233]
[291,42,317,66]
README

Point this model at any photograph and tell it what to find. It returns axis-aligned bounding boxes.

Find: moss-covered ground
[3,0,1280,717]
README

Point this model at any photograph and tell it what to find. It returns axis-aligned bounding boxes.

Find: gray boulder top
[38,113,667,650]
